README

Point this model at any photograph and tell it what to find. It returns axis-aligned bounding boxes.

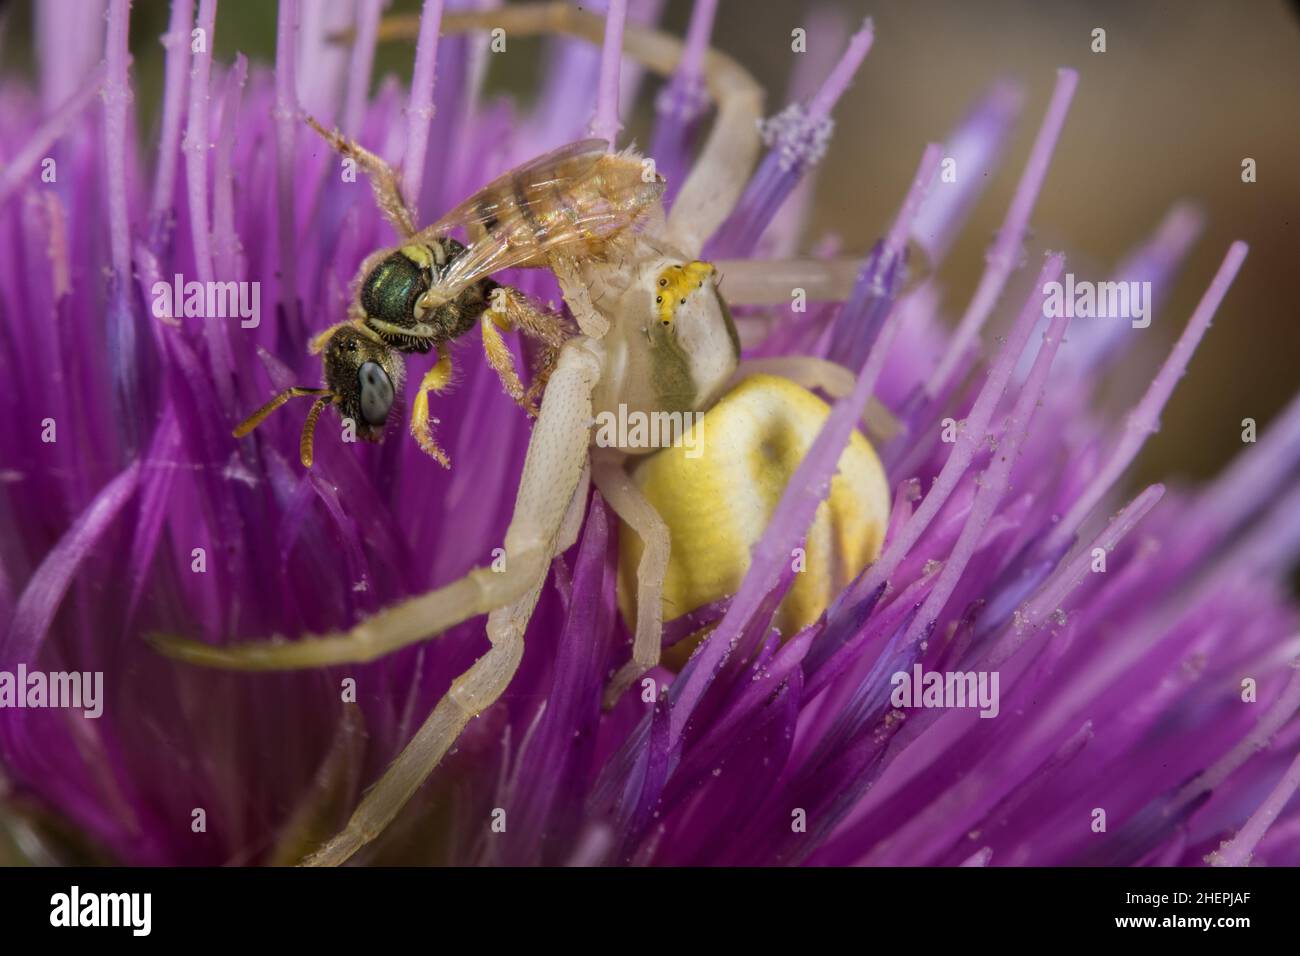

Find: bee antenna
[299,395,338,468]
[233,386,333,440]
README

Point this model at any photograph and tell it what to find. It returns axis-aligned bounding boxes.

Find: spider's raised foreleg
[593,452,670,708]
[305,115,416,238]
[151,338,604,672]
[713,258,864,307]
[302,460,592,867]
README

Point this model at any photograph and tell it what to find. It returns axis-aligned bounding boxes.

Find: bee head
[323,325,404,441]
[231,324,405,469]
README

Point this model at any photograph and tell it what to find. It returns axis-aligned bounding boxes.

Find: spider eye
[357,361,394,427]
[658,278,668,287]
[655,295,663,304]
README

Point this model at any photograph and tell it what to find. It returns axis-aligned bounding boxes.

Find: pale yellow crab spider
[152,2,891,867]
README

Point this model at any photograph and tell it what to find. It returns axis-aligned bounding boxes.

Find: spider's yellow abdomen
[618,374,891,665]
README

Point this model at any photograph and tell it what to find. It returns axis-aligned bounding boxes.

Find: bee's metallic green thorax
[361,249,434,352]
[360,239,491,353]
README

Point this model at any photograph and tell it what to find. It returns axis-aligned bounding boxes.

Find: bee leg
[479,310,530,412]
[490,287,569,350]
[523,342,560,414]
[483,287,568,415]
[592,453,670,709]
[304,114,417,238]
[409,347,454,468]
[149,337,603,677]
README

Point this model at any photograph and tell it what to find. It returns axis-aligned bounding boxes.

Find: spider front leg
[712,257,870,307]
[410,346,454,467]
[299,346,602,866]
[304,459,592,867]
[150,337,604,672]
[305,115,416,238]
[593,452,670,709]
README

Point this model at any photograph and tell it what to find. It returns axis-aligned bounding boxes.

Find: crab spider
[153,2,891,866]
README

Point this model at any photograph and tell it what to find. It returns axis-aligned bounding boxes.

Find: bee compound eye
[357,361,394,427]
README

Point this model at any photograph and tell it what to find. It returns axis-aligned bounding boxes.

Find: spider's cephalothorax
[359,238,495,354]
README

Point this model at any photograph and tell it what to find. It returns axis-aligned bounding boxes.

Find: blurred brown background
[3,0,1298,488]
[709,0,1300,492]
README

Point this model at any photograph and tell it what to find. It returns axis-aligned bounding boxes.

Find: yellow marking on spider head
[618,374,891,668]
[654,261,715,327]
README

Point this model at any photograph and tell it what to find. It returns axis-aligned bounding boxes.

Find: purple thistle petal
[0,66,105,206]
[925,68,1078,399]
[588,0,627,146]
[212,54,249,280]
[149,0,194,248]
[705,19,874,258]
[401,0,446,209]
[3,463,141,665]
[649,0,716,200]
[1048,242,1249,553]
[911,81,1024,267]
[900,264,1074,650]
[342,0,383,137]
[274,0,301,318]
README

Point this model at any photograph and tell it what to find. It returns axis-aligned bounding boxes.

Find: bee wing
[419,138,664,300]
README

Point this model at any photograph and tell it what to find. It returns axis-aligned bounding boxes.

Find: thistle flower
[1,0,1298,870]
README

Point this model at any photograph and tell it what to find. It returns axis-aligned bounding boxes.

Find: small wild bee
[233,123,665,467]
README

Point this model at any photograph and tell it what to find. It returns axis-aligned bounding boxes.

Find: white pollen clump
[758,104,834,172]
